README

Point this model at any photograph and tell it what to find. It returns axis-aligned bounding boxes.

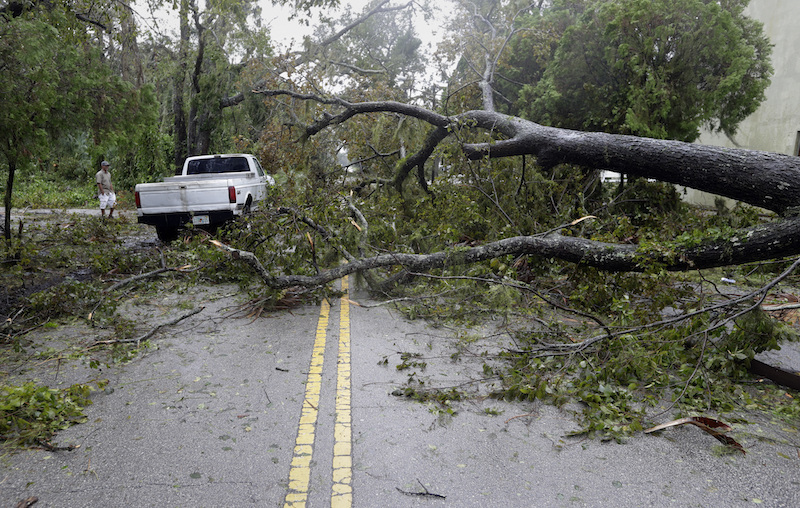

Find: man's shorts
[99,192,116,210]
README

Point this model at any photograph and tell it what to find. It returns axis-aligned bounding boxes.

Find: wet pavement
[2,278,799,507]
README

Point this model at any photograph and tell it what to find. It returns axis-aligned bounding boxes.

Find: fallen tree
[215,90,800,289]
[207,0,800,445]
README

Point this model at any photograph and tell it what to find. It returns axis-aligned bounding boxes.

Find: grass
[11,171,134,210]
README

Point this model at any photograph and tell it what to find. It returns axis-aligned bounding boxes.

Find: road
[2,276,800,507]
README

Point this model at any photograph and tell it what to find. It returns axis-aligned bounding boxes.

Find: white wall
[697,1,800,154]
[688,0,800,207]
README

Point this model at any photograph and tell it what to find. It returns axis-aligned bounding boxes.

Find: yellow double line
[284,277,353,508]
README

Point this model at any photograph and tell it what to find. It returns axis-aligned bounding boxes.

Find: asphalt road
[2,276,800,507]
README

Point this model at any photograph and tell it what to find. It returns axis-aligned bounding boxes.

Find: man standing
[96,160,116,218]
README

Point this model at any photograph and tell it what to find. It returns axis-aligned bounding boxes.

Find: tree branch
[211,215,800,290]
[93,307,205,347]
[245,87,800,213]
[460,111,800,214]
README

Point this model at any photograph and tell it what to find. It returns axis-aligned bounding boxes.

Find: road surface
[2,277,799,507]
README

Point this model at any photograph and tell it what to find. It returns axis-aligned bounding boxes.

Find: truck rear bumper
[137,211,235,229]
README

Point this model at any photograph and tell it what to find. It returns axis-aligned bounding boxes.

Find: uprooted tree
[217,0,793,290]
[219,94,800,289]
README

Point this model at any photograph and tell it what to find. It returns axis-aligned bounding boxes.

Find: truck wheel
[156,226,179,243]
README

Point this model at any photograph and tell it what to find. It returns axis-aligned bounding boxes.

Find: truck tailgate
[136,180,235,214]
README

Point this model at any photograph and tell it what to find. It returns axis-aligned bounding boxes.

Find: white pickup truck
[134,153,273,241]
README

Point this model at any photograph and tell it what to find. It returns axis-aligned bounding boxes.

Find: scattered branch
[88,265,197,324]
[396,479,446,499]
[531,256,800,356]
[645,416,745,454]
[92,307,204,347]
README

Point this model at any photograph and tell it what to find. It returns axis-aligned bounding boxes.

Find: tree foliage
[519,0,773,141]
[0,1,156,240]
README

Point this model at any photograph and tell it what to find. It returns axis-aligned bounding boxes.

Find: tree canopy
[520,0,773,141]
[0,0,155,239]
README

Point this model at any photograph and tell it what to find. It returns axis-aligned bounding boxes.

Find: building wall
[687,0,800,207]
[698,0,800,154]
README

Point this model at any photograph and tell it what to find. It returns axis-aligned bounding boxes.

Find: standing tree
[0,1,153,242]
[521,0,772,142]
[138,0,273,170]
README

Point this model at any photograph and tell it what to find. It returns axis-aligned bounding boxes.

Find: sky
[134,0,444,54]
[261,1,357,51]
[260,0,448,56]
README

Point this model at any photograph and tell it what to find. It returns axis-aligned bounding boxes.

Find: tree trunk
[3,151,15,242]
[253,93,800,215]
[172,0,190,171]
[460,111,800,215]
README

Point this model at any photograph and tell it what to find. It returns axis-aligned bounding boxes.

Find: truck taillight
[135,191,141,208]
[228,186,236,203]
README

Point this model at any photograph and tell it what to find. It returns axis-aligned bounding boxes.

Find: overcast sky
[264,0,445,52]
[134,0,443,53]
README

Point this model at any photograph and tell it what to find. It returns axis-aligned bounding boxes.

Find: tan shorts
[99,192,116,210]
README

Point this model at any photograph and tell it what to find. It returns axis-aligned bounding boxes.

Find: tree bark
[3,148,16,242]
[460,111,800,215]
[187,1,211,156]
[213,213,800,290]
[172,0,190,171]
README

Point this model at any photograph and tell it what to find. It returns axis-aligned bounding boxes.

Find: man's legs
[99,193,108,217]
[107,192,116,218]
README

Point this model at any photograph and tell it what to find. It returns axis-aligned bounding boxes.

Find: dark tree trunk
[253,93,800,215]
[3,151,15,242]
[172,0,190,171]
[461,112,800,215]
[187,1,212,156]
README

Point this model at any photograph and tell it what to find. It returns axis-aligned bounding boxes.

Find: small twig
[34,440,80,452]
[396,479,446,499]
[92,307,204,347]
[102,267,174,294]
[347,290,460,308]
[83,456,98,479]
[505,411,537,425]
[650,332,711,419]
[15,496,38,508]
